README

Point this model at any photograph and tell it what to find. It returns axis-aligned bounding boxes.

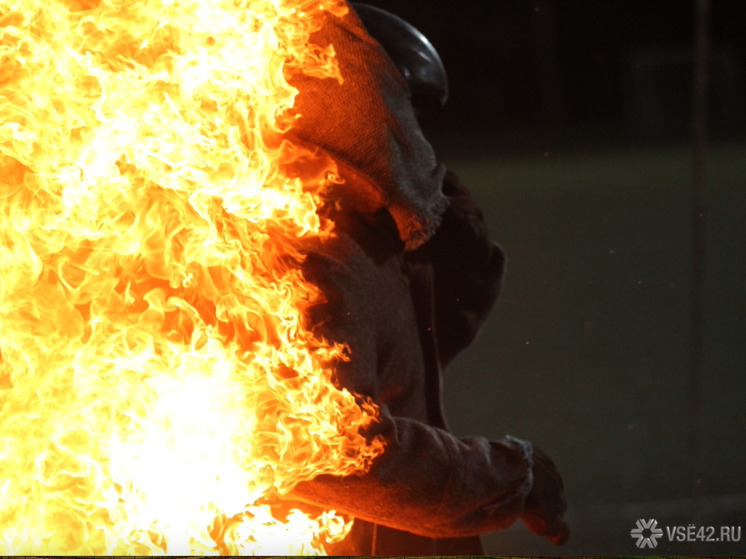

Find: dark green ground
[435,142,746,555]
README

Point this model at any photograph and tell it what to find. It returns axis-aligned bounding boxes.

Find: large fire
[0,0,385,554]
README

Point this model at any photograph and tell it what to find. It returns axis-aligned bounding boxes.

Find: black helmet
[351,3,449,110]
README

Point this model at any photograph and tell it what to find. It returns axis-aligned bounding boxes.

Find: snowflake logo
[630,518,664,549]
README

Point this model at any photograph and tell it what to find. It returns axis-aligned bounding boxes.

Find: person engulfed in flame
[285,4,570,555]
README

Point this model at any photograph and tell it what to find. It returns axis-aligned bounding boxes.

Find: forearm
[407,169,506,367]
[291,411,533,539]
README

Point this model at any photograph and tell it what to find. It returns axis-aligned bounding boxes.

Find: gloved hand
[520,446,570,545]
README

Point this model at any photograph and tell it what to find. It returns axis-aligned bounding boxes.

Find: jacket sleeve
[408,169,506,368]
[293,223,532,539]
[292,417,534,539]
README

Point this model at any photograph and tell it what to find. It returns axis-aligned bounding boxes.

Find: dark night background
[365,0,746,555]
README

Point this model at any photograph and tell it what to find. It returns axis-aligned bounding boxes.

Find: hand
[520,446,570,545]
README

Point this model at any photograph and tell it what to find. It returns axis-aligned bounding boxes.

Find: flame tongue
[0,0,383,554]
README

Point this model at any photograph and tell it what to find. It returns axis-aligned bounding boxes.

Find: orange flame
[0,0,384,554]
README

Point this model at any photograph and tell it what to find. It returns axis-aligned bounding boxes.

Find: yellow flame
[0,0,384,554]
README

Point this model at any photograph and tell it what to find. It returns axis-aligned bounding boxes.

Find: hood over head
[288,4,448,250]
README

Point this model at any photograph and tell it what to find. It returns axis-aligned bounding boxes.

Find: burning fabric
[0,0,567,555]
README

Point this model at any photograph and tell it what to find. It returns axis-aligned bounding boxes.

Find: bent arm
[291,411,533,539]
[296,224,532,538]
[408,170,506,368]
